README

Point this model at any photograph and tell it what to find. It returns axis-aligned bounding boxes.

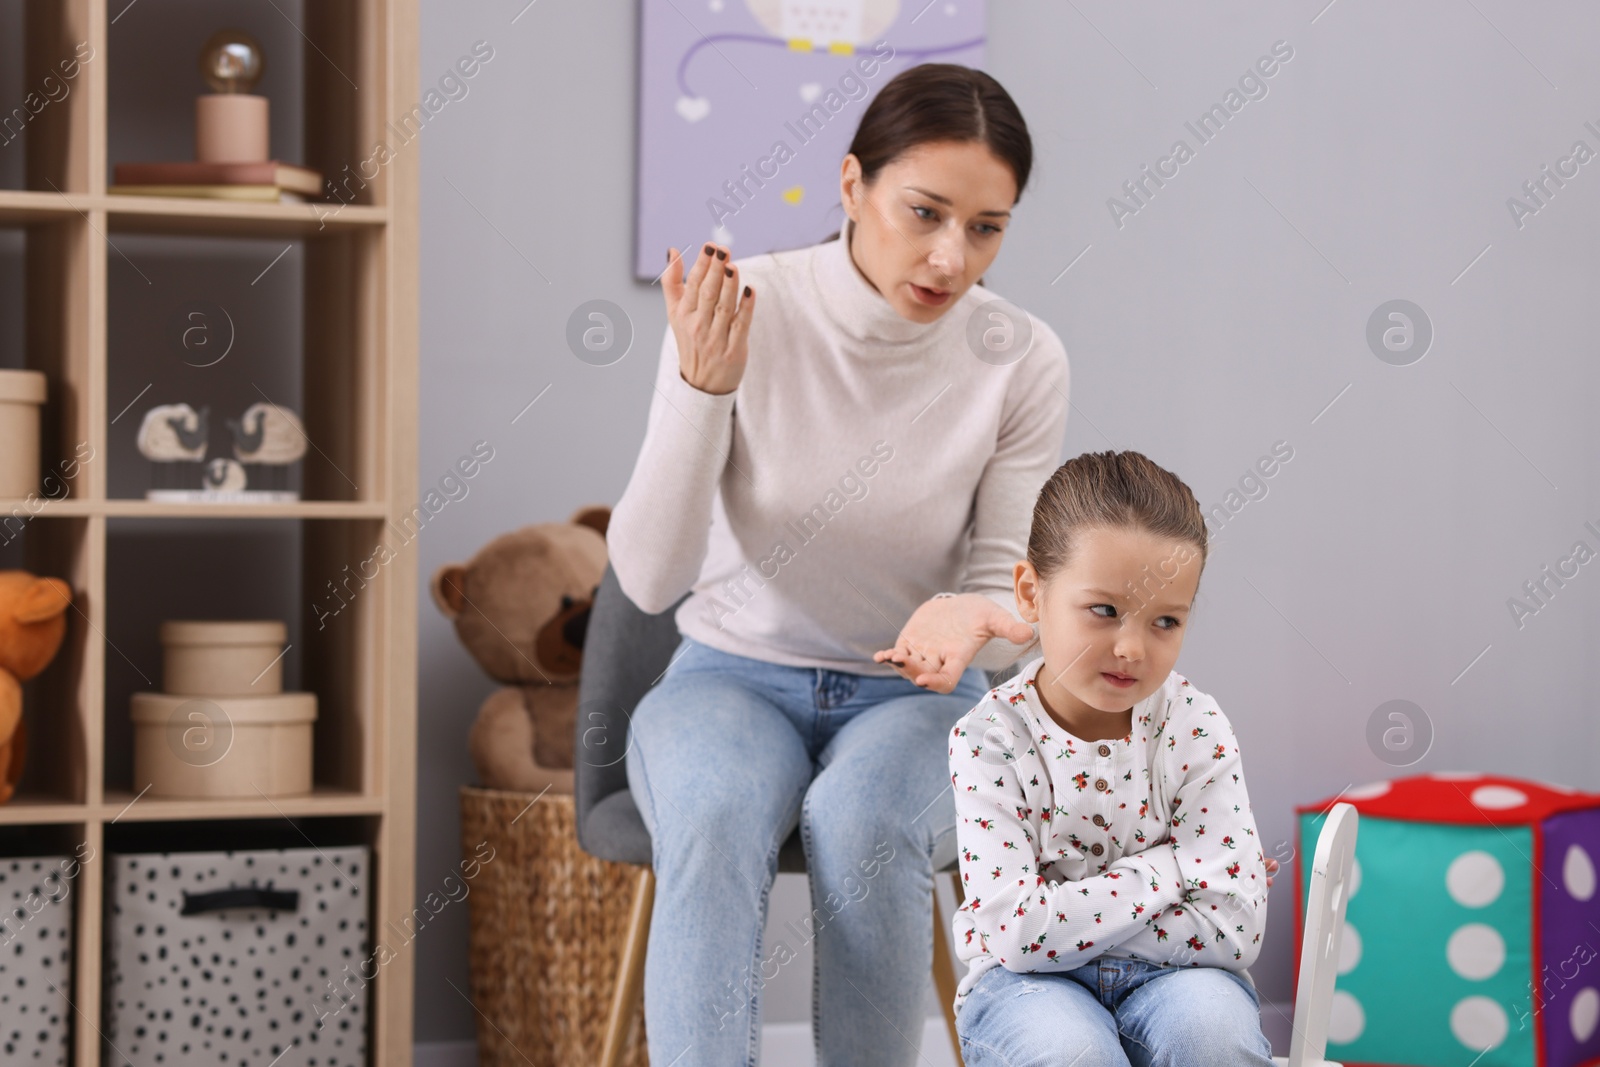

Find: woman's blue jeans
[624,633,990,1067]
[956,954,1276,1066]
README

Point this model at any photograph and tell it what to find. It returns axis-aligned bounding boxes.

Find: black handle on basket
[180,887,300,915]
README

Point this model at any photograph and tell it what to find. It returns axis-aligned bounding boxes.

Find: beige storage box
[130,691,316,798]
[160,619,287,695]
[0,370,47,498]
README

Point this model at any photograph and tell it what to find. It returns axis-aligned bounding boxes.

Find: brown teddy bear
[0,571,74,806]
[430,505,609,796]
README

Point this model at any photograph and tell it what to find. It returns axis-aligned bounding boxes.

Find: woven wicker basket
[460,785,650,1066]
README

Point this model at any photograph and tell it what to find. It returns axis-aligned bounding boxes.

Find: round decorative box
[130,692,315,798]
[0,369,47,498]
[160,619,287,695]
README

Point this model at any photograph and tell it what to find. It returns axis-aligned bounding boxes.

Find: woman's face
[840,139,1017,323]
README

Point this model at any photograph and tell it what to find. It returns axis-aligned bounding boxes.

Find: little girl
[947,450,1276,1066]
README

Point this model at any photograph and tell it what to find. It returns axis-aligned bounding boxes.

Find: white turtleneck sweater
[607,217,1071,677]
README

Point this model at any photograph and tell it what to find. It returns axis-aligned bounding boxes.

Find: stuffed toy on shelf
[0,571,73,805]
[431,505,609,796]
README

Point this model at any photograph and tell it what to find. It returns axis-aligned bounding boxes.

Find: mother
[608,63,1070,1066]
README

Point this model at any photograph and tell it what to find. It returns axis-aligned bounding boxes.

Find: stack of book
[111,161,324,203]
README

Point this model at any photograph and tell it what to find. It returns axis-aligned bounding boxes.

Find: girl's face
[1013,525,1204,743]
[839,139,1017,322]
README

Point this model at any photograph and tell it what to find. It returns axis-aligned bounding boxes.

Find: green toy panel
[1299,812,1535,1066]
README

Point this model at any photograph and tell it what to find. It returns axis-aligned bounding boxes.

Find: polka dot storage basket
[1295,773,1600,1067]
[104,845,370,1066]
[0,855,77,1066]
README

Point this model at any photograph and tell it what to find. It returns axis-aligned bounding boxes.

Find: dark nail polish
[743,285,752,298]
[715,248,727,260]
[703,243,714,257]
[724,267,732,277]
[666,249,671,262]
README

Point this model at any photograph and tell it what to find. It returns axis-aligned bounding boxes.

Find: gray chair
[575,561,1017,1066]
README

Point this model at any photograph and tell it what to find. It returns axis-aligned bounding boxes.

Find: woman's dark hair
[824,62,1033,242]
[1027,451,1209,593]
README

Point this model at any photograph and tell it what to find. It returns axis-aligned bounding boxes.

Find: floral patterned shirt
[947,655,1269,1017]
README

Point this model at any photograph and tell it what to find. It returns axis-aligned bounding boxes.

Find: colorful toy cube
[1295,773,1600,1067]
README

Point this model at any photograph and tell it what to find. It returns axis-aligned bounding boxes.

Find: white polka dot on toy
[1446,923,1505,980]
[1471,784,1529,810]
[1328,989,1365,1043]
[1563,844,1595,901]
[1451,995,1509,1051]
[1446,850,1505,908]
[1573,988,1599,1043]
[1337,922,1361,975]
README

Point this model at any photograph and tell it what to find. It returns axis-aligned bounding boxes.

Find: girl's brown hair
[824,62,1033,242]
[1027,451,1209,590]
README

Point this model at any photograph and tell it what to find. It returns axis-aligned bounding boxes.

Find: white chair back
[1279,800,1359,1067]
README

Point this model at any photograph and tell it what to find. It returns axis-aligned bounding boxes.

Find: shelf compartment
[0,514,99,809]
[97,813,380,1066]
[107,0,389,211]
[96,813,383,1066]
[105,229,384,504]
[0,820,91,1065]
[0,0,95,197]
[0,212,97,502]
[0,819,90,1067]
[103,517,384,800]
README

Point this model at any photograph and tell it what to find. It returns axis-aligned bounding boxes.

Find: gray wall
[411,0,1600,1049]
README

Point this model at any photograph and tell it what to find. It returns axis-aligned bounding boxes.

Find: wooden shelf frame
[1,499,392,517]
[2,1,419,1064]
[0,785,387,826]
[0,188,389,233]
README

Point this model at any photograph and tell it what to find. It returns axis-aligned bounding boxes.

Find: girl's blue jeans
[957,954,1276,1066]
[623,633,990,1067]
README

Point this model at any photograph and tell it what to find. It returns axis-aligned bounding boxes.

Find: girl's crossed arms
[946,661,1270,1014]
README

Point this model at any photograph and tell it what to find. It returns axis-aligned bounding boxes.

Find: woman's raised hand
[664,242,754,396]
[872,593,1037,694]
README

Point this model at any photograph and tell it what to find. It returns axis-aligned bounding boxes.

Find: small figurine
[138,400,306,501]
[227,402,307,495]
[137,403,209,492]
[203,458,248,493]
